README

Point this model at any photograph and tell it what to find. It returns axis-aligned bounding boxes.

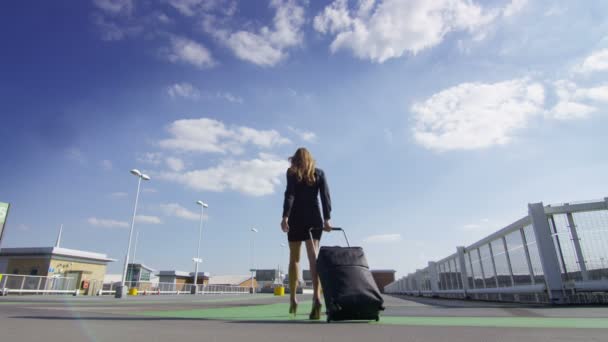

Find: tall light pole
[131,230,140,264]
[192,200,208,294]
[116,169,150,298]
[250,228,258,294]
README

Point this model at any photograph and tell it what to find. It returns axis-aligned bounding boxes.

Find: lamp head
[141,174,151,181]
[130,169,142,177]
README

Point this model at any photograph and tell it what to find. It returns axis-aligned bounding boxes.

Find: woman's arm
[282,171,296,219]
[319,170,332,221]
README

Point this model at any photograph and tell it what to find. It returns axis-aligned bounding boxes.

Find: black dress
[282,168,332,242]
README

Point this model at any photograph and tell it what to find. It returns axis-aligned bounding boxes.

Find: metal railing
[385,197,608,304]
[98,281,251,296]
[0,274,77,295]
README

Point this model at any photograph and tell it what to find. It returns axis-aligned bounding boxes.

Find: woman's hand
[323,219,332,232]
[281,217,289,233]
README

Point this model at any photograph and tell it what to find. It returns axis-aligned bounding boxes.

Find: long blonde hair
[288,148,316,186]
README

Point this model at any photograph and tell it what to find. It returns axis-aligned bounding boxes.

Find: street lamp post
[250,228,258,294]
[116,169,150,298]
[192,200,208,294]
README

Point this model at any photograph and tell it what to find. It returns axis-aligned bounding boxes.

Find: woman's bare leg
[288,241,301,305]
[305,239,321,303]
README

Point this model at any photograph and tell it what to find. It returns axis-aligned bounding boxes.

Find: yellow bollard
[274,286,285,296]
[128,288,138,296]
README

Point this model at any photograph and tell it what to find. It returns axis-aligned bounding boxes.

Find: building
[208,275,256,287]
[255,269,280,288]
[371,269,396,293]
[125,263,156,291]
[0,246,115,295]
[126,263,156,283]
[156,270,210,287]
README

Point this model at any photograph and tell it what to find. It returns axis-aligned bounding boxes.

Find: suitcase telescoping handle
[308,227,350,247]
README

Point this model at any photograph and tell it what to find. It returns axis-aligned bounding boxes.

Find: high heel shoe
[309,300,322,320]
[289,299,298,317]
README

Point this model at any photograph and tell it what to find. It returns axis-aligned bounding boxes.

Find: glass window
[550,214,582,281]
[479,244,497,288]
[470,248,485,288]
[505,229,533,286]
[523,224,545,284]
[572,210,608,281]
[452,258,463,289]
[465,252,475,288]
[491,238,512,287]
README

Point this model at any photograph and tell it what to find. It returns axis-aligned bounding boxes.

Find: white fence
[99,281,251,296]
[385,198,608,304]
[0,274,77,295]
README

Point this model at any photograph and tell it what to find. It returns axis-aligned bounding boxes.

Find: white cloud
[135,215,162,224]
[548,80,608,120]
[313,0,515,63]
[110,192,128,198]
[216,92,243,103]
[137,152,163,165]
[550,101,596,121]
[88,217,129,228]
[412,78,545,151]
[584,85,608,102]
[160,153,289,196]
[167,82,201,100]
[288,126,317,142]
[159,118,290,154]
[166,157,185,172]
[363,234,402,243]
[160,203,200,221]
[93,0,134,15]
[101,159,113,171]
[167,36,214,68]
[503,0,528,18]
[143,188,158,193]
[576,48,608,74]
[223,0,305,66]
[167,0,225,16]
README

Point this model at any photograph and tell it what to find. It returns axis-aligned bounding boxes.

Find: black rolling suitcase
[310,228,384,323]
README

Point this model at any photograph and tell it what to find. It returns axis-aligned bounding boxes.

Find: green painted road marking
[134,303,608,329]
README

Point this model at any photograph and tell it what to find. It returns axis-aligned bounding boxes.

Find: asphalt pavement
[1,294,607,342]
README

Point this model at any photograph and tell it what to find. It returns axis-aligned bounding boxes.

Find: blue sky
[1,0,607,278]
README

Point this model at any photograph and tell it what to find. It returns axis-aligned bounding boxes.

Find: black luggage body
[312,228,384,322]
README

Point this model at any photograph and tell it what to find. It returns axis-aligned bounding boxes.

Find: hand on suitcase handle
[308,227,350,247]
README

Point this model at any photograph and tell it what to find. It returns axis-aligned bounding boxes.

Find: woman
[281,147,332,320]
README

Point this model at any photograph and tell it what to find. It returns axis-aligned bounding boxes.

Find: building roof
[0,247,115,263]
[208,275,251,285]
[128,263,156,272]
[190,271,210,278]
[157,270,191,277]
[156,270,211,278]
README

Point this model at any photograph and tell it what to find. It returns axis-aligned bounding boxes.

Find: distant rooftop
[0,246,115,263]
[208,275,251,286]
[128,263,156,272]
[156,270,210,278]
